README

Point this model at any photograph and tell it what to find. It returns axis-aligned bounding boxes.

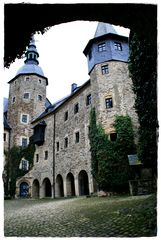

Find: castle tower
[83,22,137,135]
[7,35,48,148]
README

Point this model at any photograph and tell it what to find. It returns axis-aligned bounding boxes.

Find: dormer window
[98,42,106,52]
[33,121,47,146]
[114,42,122,51]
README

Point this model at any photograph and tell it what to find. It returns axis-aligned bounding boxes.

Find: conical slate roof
[94,22,117,38]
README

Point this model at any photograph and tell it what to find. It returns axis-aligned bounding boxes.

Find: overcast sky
[3,20,129,104]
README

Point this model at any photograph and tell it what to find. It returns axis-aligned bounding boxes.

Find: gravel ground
[4,194,157,237]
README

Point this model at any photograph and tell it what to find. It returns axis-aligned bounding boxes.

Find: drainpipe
[53,113,56,199]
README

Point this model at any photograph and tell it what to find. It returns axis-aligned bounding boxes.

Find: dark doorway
[20,182,29,198]
[56,174,64,197]
[66,173,75,197]
[32,179,40,198]
[42,178,52,197]
[78,170,89,196]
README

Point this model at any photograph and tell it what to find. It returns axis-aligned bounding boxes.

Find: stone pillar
[75,176,79,196]
[89,175,94,194]
[39,185,44,199]
[63,179,67,197]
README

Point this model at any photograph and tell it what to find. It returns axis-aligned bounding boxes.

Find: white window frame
[20,136,29,147]
[21,113,29,124]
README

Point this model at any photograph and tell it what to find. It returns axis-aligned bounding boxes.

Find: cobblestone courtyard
[4,194,157,237]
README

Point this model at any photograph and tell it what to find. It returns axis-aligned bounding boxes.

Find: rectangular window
[86,94,92,106]
[114,42,122,51]
[12,97,16,103]
[25,77,30,81]
[36,154,39,162]
[56,142,59,152]
[21,114,28,123]
[105,98,113,109]
[74,103,79,114]
[75,132,80,143]
[45,151,48,160]
[22,159,28,171]
[98,42,106,52]
[38,95,42,101]
[64,137,68,148]
[101,65,109,75]
[110,133,117,142]
[64,111,68,121]
[23,93,30,99]
[39,79,42,84]
[22,138,28,147]
[4,133,6,142]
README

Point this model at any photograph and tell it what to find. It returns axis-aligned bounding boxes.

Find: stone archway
[20,182,29,198]
[78,170,89,196]
[66,173,75,197]
[42,178,52,197]
[32,179,40,198]
[55,174,64,197]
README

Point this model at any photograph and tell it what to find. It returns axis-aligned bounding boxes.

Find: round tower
[83,22,137,135]
[7,35,48,147]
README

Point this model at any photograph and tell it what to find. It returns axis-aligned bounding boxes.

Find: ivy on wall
[128,32,158,177]
[3,136,35,198]
[89,108,136,192]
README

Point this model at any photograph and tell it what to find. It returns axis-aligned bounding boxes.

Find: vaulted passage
[42,178,52,197]
[78,170,89,196]
[55,174,64,197]
[32,179,40,198]
[66,173,75,197]
[20,182,29,198]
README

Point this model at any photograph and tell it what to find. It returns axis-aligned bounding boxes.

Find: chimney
[71,83,77,93]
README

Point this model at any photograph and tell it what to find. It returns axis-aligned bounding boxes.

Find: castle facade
[4,22,138,198]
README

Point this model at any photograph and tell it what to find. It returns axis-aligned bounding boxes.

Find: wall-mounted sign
[128,154,142,165]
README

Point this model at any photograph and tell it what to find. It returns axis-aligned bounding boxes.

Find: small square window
[56,142,59,152]
[98,42,106,52]
[39,79,42,84]
[22,138,28,147]
[24,93,30,99]
[25,77,30,81]
[64,111,68,121]
[86,94,92,106]
[101,65,109,75]
[74,103,79,114]
[45,151,48,160]
[114,42,122,51]
[105,98,113,109]
[64,137,68,148]
[21,114,28,123]
[110,133,117,142]
[75,132,80,143]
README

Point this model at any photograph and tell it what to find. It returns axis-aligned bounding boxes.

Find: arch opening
[56,174,64,197]
[66,172,75,197]
[32,179,40,198]
[20,182,29,198]
[78,170,89,196]
[42,178,52,197]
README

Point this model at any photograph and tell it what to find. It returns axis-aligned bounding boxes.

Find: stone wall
[7,74,47,147]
